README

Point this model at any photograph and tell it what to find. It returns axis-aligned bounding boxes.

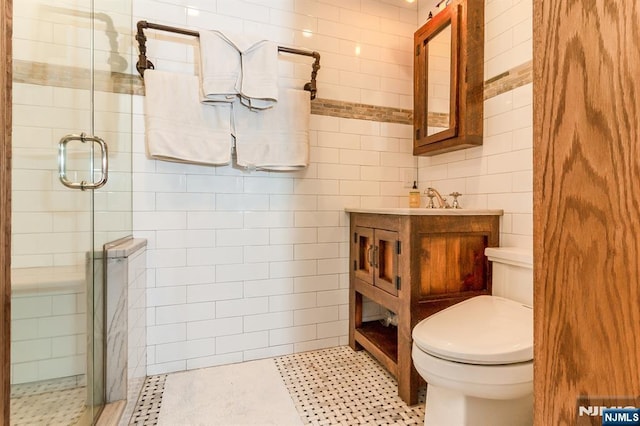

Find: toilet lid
[412,296,533,365]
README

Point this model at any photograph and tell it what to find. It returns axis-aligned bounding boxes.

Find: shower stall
[10,0,133,424]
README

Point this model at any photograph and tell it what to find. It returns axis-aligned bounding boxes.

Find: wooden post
[0,0,12,424]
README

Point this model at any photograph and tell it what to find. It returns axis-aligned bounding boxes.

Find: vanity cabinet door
[354,226,375,285]
[373,229,399,296]
[353,226,400,296]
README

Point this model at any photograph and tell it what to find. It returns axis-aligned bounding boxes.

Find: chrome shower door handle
[58,133,109,190]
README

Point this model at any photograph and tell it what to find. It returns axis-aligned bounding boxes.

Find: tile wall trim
[13,59,533,125]
[310,98,413,124]
[428,112,449,128]
[13,60,142,96]
[484,60,533,100]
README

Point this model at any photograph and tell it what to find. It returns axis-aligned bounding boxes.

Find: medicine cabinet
[413,0,484,156]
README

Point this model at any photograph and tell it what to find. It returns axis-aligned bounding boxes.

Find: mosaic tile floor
[127,346,425,425]
[128,374,167,425]
[10,384,86,426]
[10,376,84,399]
[275,346,425,425]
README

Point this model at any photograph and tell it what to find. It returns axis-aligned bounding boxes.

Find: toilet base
[424,384,533,426]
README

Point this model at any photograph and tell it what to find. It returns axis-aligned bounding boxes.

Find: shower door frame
[0,0,11,423]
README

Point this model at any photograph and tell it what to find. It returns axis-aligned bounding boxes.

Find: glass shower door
[10,0,132,424]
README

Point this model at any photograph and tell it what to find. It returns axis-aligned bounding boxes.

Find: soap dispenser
[409,181,421,208]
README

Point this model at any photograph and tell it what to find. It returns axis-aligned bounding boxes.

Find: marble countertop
[344,207,504,216]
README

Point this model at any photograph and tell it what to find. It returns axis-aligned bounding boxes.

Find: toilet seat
[412,295,533,365]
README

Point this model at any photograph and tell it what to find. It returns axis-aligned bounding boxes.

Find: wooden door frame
[533,1,640,424]
[0,0,10,424]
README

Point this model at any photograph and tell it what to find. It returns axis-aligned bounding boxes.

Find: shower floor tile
[10,375,85,398]
[128,346,425,425]
[10,385,86,426]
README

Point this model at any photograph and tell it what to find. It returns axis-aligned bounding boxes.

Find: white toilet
[412,247,533,426]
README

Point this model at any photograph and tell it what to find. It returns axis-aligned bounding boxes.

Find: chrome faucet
[425,187,450,209]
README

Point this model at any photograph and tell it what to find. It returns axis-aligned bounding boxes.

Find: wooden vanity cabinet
[348,211,500,405]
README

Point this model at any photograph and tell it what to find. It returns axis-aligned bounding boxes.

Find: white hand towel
[144,69,232,165]
[198,30,242,103]
[233,88,310,171]
[239,40,279,110]
[199,30,278,109]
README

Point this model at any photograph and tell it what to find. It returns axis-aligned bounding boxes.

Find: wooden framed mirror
[414,0,484,156]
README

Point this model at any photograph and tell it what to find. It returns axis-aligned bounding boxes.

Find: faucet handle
[449,192,462,209]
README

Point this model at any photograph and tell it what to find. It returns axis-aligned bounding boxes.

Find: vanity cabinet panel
[348,211,500,405]
[418,233,488,297]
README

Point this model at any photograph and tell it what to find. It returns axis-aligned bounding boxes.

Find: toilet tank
[484,247,533,307]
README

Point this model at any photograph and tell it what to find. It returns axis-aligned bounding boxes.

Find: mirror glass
[426,23,452,136]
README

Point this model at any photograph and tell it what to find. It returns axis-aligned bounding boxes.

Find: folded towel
[144,69,232,165]
[239,40,279,110]
[233,88,310,171]
[199,30,277,109]
[199,30,242,103]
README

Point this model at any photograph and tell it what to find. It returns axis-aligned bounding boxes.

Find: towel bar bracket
[135,20,321,99]
[135,21,155,76]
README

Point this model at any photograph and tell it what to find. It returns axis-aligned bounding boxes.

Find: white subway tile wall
[417,0,533,250]
[134,0,418,375]
[484,0,532,79]
[11,283,86,384]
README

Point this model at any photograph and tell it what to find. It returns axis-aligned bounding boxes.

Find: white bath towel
[233,88,310,171]
[240,40,279,110]
[198,30,242,103]
[199,30,278,109]
[144,69,232,165]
